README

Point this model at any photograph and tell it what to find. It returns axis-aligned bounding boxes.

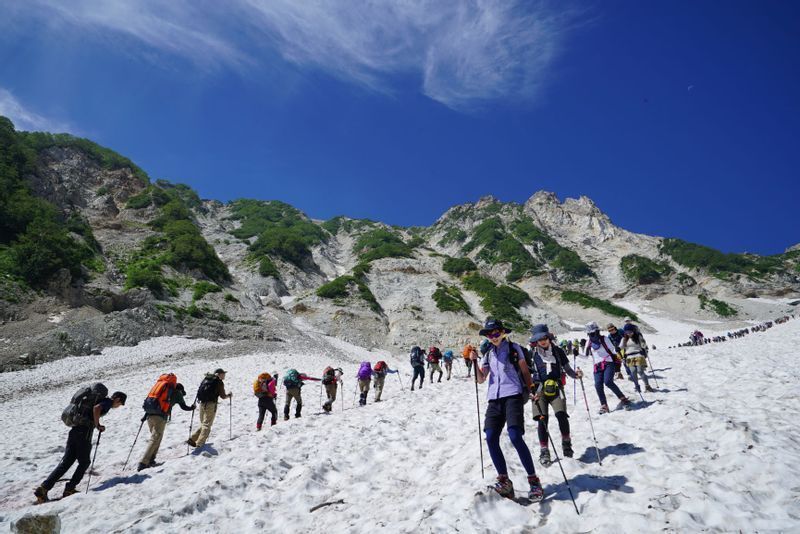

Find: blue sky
[1,1,797,254]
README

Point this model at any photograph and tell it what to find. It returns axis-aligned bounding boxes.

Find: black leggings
[257,396,277,426]
[42,427,93,491]
[412,366,425,387]
[537,412,570,447]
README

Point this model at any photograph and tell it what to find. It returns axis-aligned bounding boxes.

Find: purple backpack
[357,362,372,380]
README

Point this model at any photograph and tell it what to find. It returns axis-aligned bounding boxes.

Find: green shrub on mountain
[354,228,413,263]
[432,283,470,313]
[510,217,593,280]
[620,254,674,285]
[660,238,788,279]
[561,290,638,320]
[442,256,477,275]
[463,218,541,282]
[462,273,530,330]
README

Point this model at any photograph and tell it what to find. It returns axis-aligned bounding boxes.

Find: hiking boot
[271,419,277,426]
[374,399,381,403]
[598,404,610,415]
[645,385,655,393]
[284,415,290,421]
[437,377,442,383]
[562,440,573,458]
[62,487,79,498]
[256,424,262,431]
[34,486,48,504]
[615,372,623,380]
[137,463,149,472]
[493,475,514,499]
[411,385,415,391]
[148,461,163,468]
[619,396,632,408]
[295,414,302,419]
[186,438,197,448]
[527,475,544,502]
[539,447,552,467]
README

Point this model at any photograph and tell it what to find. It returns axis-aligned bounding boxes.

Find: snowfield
[1,318,799,533]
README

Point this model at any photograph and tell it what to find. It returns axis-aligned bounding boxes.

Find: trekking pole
[573,354,577,406]
[533,402,580,515]
[187,395,198,455]
[85,431,102,494]
[396,371,405,392]
[645,353,660,388]
[122,417,146,471]
[578,372,602,466]
[340,381,344,412]
[351,381,358,408]
[229,395,233,441]
[319,382,323,407]
[472,359,485,479]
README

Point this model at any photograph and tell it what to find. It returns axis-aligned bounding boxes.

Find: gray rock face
[11,513,61,534]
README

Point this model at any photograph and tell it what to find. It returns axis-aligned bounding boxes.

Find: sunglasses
[486,330,503,339]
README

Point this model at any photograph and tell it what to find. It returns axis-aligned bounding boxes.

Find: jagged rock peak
[787,243,800,253]
[475,195,500,208]
[527,190,560,204]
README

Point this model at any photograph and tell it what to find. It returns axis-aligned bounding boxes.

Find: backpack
[357,362,372,380]
[443,351,454,362]
[410,347,424,367]
[284,369,302,388]
[374,361,386,373]
[62,383,108,427]
[427,347,441,362]
[253,373,272,398]
[501,341,533,387]
[196,374,221,403]
[322,367,336,385]
[143,373,177,416]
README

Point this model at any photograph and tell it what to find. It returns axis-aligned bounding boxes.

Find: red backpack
[374,361,386,372]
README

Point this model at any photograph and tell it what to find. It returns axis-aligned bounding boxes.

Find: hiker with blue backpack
[283,369,320,420]
[34,386,126,503]
[528,325,582,466]
[357,362,373,406]
[372,361,398,402]
[442,350,455,380]
[585,323,632,414]
[472,318,544,502]
[410,346,426,391]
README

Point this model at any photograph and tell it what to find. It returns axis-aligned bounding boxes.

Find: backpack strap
[598,337,617,361]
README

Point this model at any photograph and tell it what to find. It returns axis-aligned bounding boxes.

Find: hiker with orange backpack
[253,372,278,430]
[137,374,195,471]
[462,344,476,377]
[372,361,398,402]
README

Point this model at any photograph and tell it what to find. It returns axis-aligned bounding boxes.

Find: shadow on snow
[577,442,645,464]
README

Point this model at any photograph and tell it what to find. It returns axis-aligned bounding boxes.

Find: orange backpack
[462,344,474,358]
[253,373,272,397]
[144,373,177,415]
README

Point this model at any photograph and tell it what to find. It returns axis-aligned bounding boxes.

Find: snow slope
[1,321,799,533]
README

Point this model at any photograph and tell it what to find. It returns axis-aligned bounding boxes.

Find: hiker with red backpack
[410,346,426,390]
[187,369,232,448]
[427,346,444,383]
[253,372,278,430]
[357,362,373,406]
[283,369,320,420]
[321,367,343,412]
[34,386,126,503]
[372,361,398,402]
[585,322,632,413]
[472,319,544,502]
[138,374,195,471]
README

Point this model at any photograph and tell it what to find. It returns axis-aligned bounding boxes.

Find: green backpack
[283,369,302,388]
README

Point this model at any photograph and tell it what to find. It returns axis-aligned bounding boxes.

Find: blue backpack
[284,369,302,388]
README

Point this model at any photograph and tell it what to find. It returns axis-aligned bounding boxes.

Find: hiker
[283,369,320,419]
[253,372,278,430]
[462,344,476,377]
[188,369,232,448]
[357,362,373,406]
[529,325,582,465]
[410,346,426,391]
[585,323,631,413]
[35,386,126,503]
[139,374,194,471]
[572,339,580,358]
[620,324,654,393]
[472,318,544,502]
[443,350,455,380]
[372,361,398,402]
[321,367,343,412]
[427,346,444,383]
[607,323,628,380]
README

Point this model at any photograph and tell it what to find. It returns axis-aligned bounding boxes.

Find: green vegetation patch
[511,217,593,280]
[316,268,381,313]
[561,290,638,320]
[442,256,477,276]
[321,216,377,235]
[698,294,737,317]
[432,283,470,314]
[462,218,541,282]
[438,227,468,247]
[660,238,788,280]
[620,254,674,285]
[192,281,221,301]
[462,273,530,331]
[353,228,413,263]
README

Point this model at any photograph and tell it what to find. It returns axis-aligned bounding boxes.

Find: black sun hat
[479,318,511,336]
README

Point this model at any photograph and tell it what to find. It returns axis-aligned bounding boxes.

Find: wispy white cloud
[0,88,72,132]
[9,0,575,111]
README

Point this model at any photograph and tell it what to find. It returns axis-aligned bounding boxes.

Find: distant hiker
[585,323,631,413]
[321,367,343,412]
[427,346,444,383]
[253,372,278,430]
[572,339,580,358]
[35,386,126,503]
[620,324,654,393]
[357,362,373,406]
[579,338,587,350]
[410,346,426,390]
[282,369,320,420]
[372,360,398,402]
[139,374,194,471]
[188,369,232,448]
[607,324,628,380]
[462,344,476,377]
[443,350,455,380]
[473,319,544,502]
[528,325,582,466]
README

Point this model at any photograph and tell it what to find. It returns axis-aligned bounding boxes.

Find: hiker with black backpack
[585,322,632,414]
[472,319,544,502]
[321,367,343,412]
[253,372,278,430]
[410,346,426,391]
[283,369,320,420]
[427,346,444,383]
[187,369,232,449]
[528,325,583,466]
[138,374,194,471]
[372,361,398,402]
[34,387,126,503]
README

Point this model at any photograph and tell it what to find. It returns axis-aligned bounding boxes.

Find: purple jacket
[480,340,524,401]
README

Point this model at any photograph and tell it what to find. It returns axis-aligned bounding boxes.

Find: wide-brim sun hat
[585,321,600,333]
[479,318,511,336]
[529,324,550,343]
